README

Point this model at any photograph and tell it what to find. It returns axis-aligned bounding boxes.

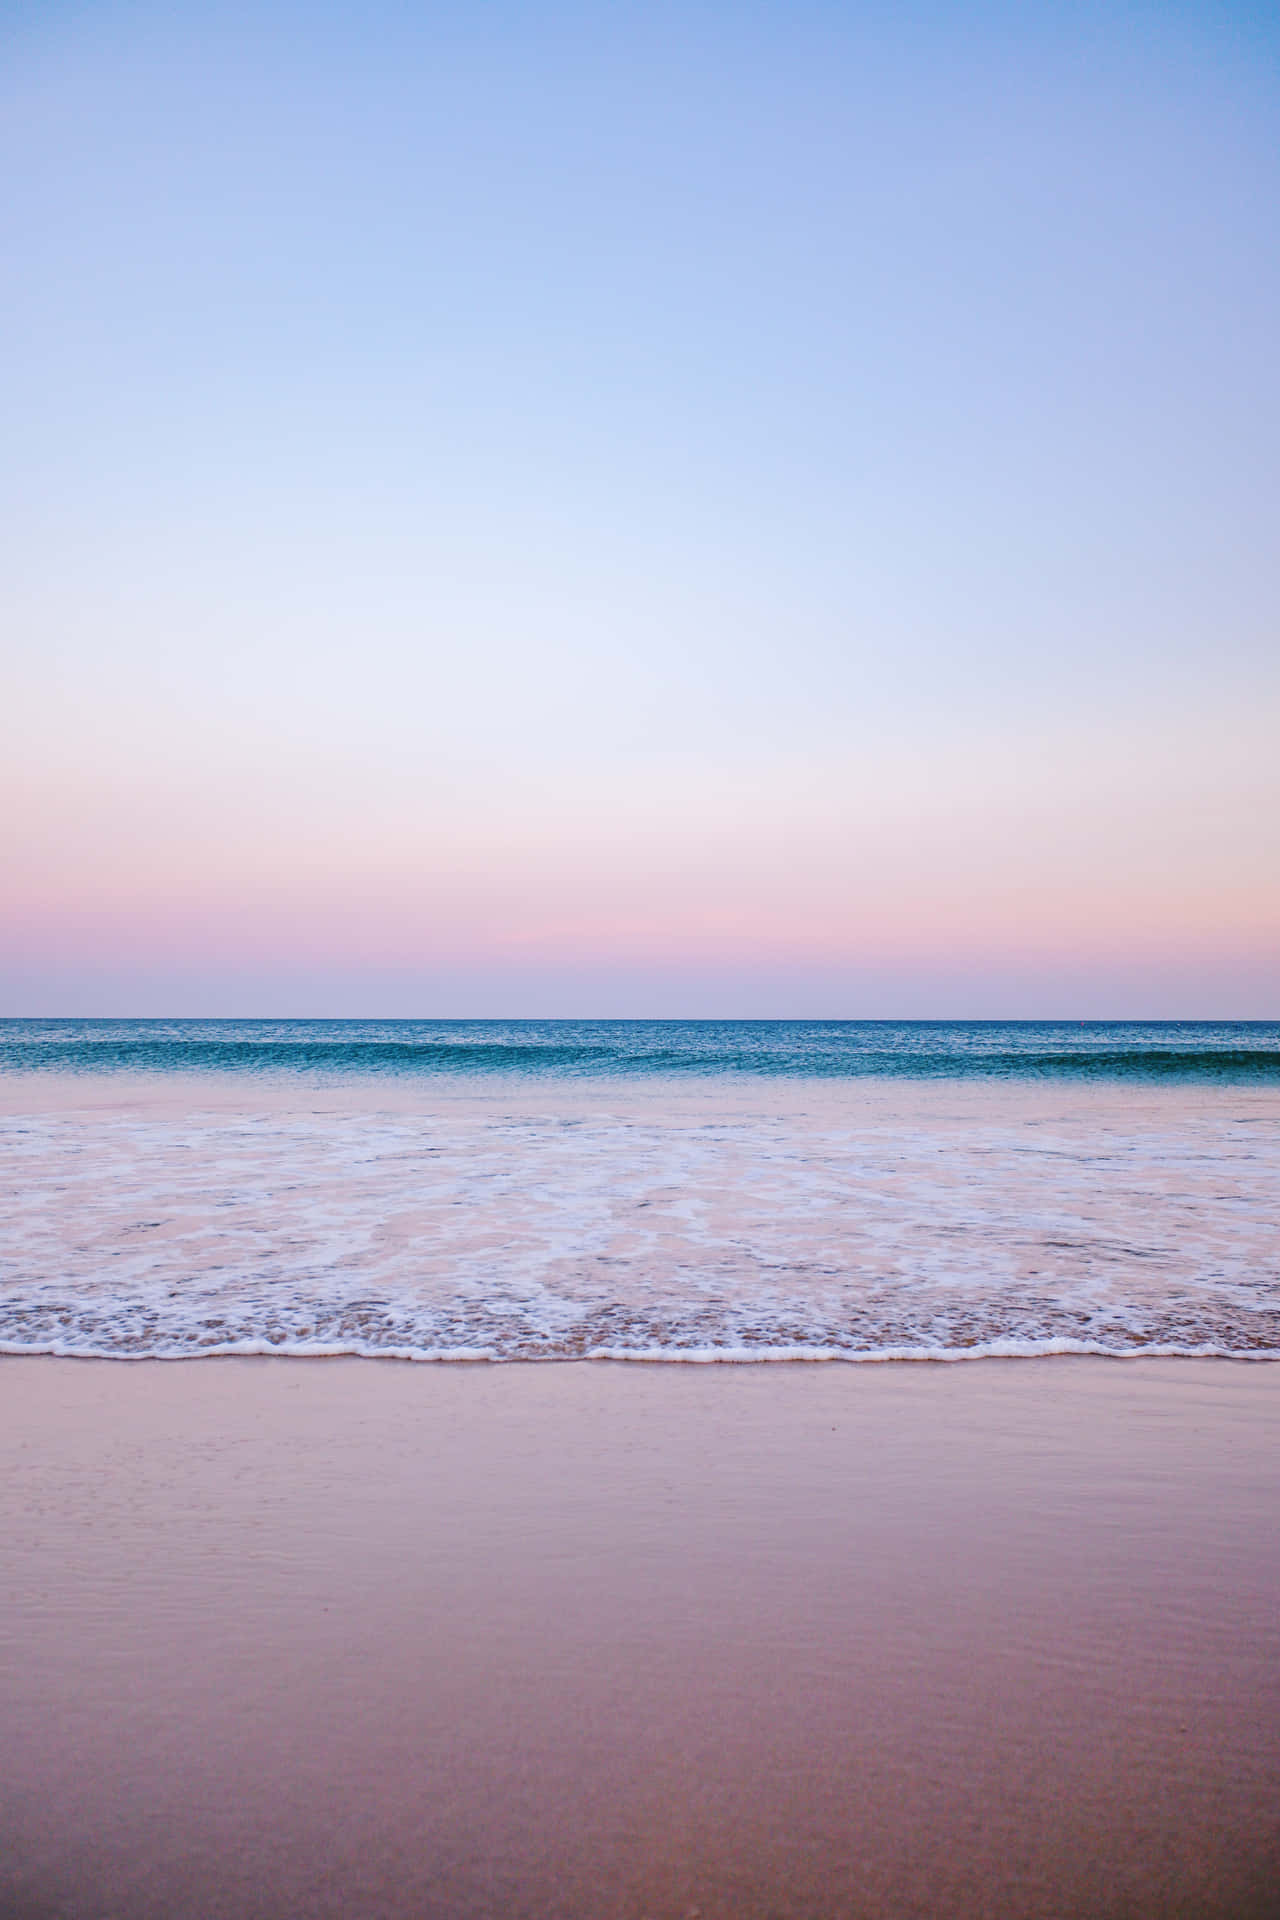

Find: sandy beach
[2,1356,1277,1919]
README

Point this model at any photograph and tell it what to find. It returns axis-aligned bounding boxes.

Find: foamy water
[2,1036,1277,1361]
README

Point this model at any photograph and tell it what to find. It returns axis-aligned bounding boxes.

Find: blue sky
[3,1,1277,1013]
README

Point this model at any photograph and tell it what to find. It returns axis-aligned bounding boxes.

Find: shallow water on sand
[2,1063,1276,1362]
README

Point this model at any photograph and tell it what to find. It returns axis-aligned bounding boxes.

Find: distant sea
[3,1017,1279,1080]
[2,1019,1277,1364]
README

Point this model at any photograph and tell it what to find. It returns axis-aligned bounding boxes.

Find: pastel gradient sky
[3,0,1277,1015]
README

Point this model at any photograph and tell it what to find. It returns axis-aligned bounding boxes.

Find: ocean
[2,1018,1277,1364]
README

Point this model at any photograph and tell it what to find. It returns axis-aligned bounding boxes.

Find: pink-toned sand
[2,1357,1278,1919]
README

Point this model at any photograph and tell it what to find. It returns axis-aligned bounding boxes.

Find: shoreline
[4,1343,1280,1363]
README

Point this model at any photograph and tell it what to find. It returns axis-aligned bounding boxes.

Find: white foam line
[1,1339,1278,1364]
[0,1340,498,1363]
[585,1340,1280,1364]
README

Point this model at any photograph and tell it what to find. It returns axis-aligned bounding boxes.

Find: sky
[3,0,1277,1016]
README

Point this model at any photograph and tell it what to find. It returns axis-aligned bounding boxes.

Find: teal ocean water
[2,1020,1277,1363]
[3,1018,1278,1080]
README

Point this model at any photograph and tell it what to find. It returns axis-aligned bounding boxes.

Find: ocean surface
[2,1019,1277,1363]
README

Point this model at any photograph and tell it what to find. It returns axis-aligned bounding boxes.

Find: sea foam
[2,1042,1276,1363]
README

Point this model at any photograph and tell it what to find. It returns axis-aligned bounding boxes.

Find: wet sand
[2,1357,1278,1919]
